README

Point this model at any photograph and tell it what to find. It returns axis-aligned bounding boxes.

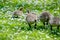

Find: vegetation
[0,0,60,40]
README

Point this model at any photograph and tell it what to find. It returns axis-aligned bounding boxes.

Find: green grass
[0,0,60,40]
[0,10,60,40]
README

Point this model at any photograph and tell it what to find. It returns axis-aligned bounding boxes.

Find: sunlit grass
[0,10,60,40]
[0,0,60,40]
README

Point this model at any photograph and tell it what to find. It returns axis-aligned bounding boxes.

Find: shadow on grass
[37,25,60,37]
[48,30,60,37]
[20,25,49,32]
[13,26,60,37]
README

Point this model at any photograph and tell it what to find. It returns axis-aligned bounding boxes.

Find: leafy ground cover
[0,0,60,40]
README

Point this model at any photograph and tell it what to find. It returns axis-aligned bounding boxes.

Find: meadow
[0,0,60,40]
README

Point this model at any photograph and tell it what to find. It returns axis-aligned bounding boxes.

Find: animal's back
[49,17,60,26]
[26,13,37,23]
[40,11,50,22]
[13,10,23,16]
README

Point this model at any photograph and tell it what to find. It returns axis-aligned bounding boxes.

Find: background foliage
[0,0,60,40]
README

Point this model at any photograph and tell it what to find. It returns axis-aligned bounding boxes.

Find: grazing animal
[49,16,60,31]
[12,7,23,18]
[26,10,38,29]
[39,11,51,25]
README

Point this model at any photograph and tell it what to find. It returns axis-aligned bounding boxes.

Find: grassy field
[0,0,60,40]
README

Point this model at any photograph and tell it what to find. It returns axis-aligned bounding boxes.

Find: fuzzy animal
[39,11,51,25]
[12,7,23,18]
[26,10,38,29]
[49,16,60,31]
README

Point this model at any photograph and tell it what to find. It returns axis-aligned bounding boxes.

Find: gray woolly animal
[12,7,23,18]
[49,16,60,31]
[26,10,38,29]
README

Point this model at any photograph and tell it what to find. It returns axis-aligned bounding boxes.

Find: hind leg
[57,25,59,30]
[28,23,31,28]
[57,25,59,32]
[50,25,52,31]
[46,22,48,25]
[43,22,45,25]
[34,20,37,29]
[42,22,45,29]
[28,23,32,30]
[45,22,49,29]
